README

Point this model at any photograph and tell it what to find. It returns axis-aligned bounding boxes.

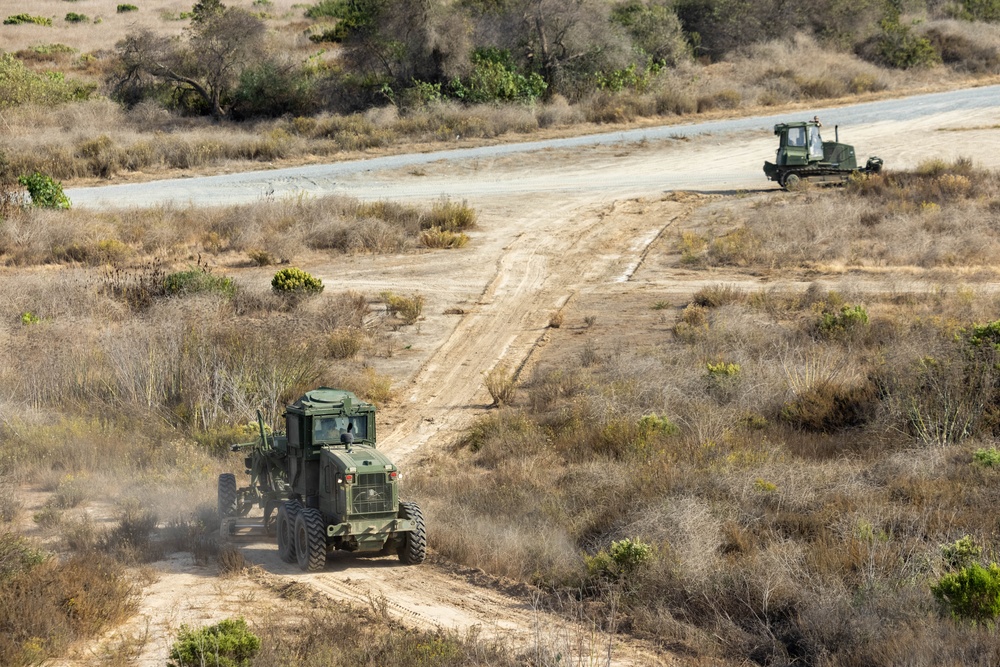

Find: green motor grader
[218,387,426,571]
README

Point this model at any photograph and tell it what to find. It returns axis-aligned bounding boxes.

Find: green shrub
[954,0,1000,21]
[875,18,941,69]
[594,62,660,94]
[4,14,53,26]
[168,618,260,667]
[0,532,46,580]
[0,56,95,106]
[966,320,1000,349]
[65,12,88,23]
[973,447,1000,468]
[305,0,343,19]
[271,267,323,294]
[609,538,654,572]
[706,361,740,377]
[20,311,40,326]
[117,4,139,13]
[818,304,869,337]
[449,48,547,103]
[164,267,235,298]
[942,535,983,570]
[231,60,315,120]
[931,563,1000,623]
[18,172,70,209]
[27,44,77,56]
[585,538,654,582]
[637,413,679,437]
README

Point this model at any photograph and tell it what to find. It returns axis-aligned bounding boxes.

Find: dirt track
[56,88,1000,666]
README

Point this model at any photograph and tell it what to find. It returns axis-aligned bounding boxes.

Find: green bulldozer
[764,119,883,189]
[218,387,426,571]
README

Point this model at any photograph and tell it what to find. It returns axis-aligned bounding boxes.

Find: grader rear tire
[295,508,327,572]
[217,474,237,518]
[276,501,300,564]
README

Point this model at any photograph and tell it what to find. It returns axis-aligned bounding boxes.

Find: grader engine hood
[323,445,398,516]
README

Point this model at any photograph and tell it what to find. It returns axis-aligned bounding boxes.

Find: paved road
[67,84,1000,208]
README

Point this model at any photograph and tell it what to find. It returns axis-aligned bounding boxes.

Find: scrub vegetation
[414,160,1000,665]
[0,186,478,664]
[0,0,998,182]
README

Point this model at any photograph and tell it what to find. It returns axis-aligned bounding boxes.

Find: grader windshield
[313,415,369,444]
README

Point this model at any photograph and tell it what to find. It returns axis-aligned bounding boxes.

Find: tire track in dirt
[216,193,691,666]
[377,195,687,464]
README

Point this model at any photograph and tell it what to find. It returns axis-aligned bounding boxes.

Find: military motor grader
[218,387,426,571]
[764,119,883,189]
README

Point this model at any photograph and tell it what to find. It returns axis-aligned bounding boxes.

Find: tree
[191,0,226,23]
[109,7,266,118]
[337,0,470,90]
[468,0,629,95]
[611,0,688,66]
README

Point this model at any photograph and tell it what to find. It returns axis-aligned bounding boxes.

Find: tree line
[107,0,1000,119]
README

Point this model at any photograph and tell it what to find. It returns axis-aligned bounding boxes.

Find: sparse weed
[693,284,745,308]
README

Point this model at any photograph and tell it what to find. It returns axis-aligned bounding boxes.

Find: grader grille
[352,473,392,513]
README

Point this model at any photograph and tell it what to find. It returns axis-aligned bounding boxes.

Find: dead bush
[484,363,517,407]
[99,505,160,563]
[327,328,364,359]
[0,542,138,667]
[217,544,248,575]
[693,284,746,308]
[421,199,477,232]
[418,227,469,248]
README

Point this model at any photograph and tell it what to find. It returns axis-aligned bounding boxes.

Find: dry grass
[0,192,475,267]
[684,159,1000,271]
[413,267,1000,664]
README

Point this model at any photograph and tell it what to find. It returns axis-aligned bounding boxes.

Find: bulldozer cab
[775,121,824,166]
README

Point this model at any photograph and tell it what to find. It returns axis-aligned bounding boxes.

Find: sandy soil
[45,89,1000,666]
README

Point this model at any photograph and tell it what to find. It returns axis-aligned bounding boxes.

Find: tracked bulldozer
[218,387,426,571]
[764,119,882,189]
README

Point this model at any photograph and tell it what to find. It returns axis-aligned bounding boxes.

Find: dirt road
[57,88,1000,666]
